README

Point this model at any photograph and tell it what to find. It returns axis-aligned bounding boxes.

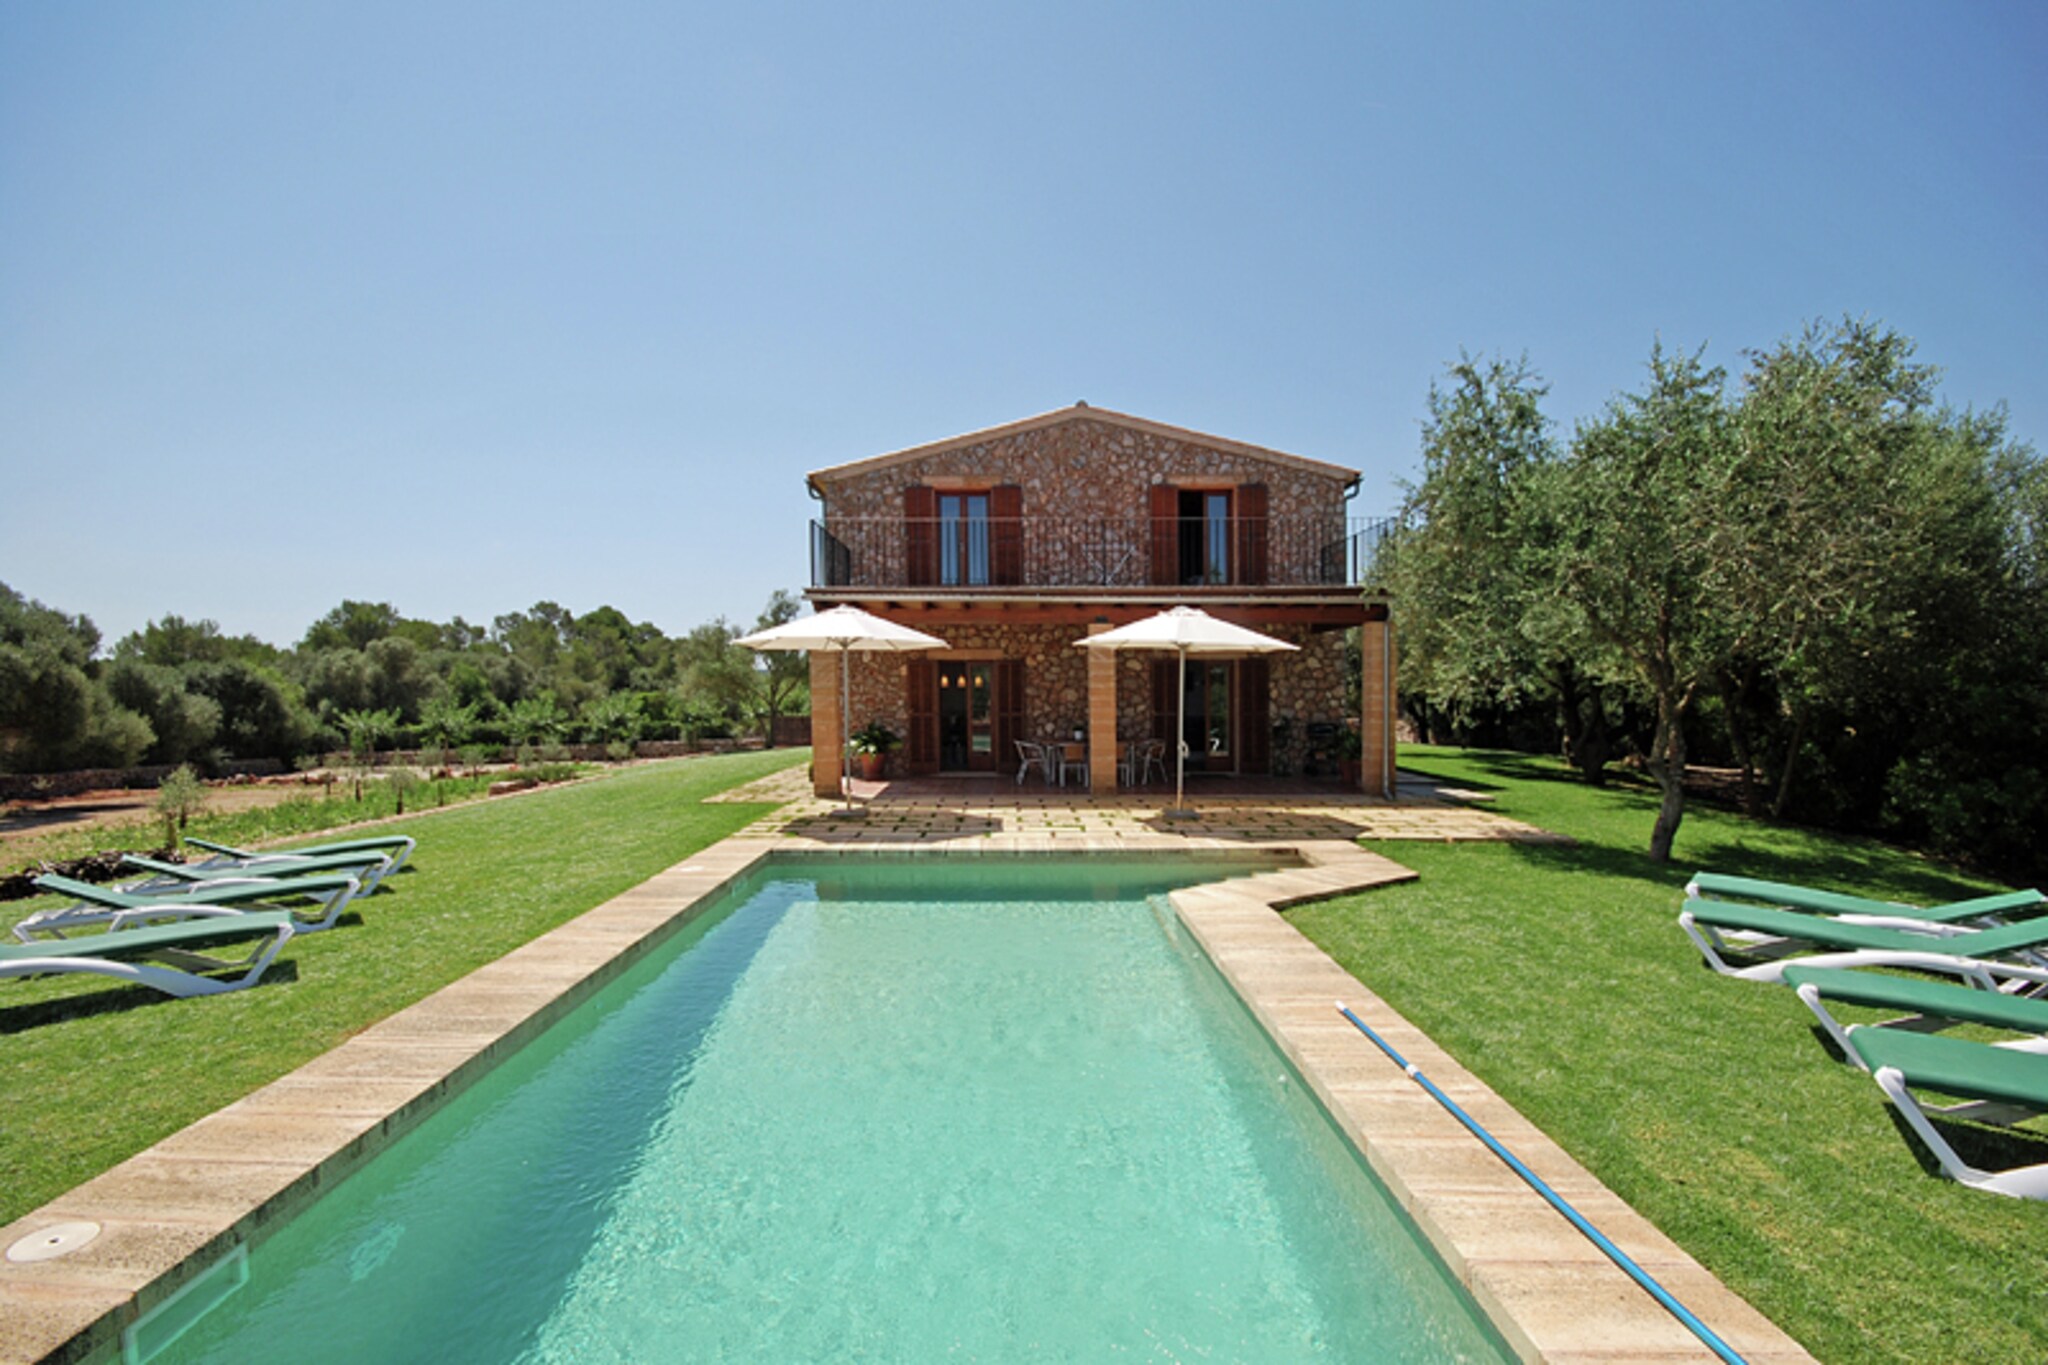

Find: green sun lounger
[0,911,297,999]
[16,872,363,941]
[1844,1028,2048,1200]
[187,833,416,876]
[1686,871,2044,927]
[1679,898,2048,987]
[1781,964,2048,1063]
[122,848,395,894]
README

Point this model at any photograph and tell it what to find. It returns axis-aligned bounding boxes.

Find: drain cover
[7,1220,101,1263]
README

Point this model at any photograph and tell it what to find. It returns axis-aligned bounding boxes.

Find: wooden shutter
[1151,658,1176,745]
[994,658,1026,767]
[1149,484,1179,586]
[991,485,1024,586]
[904,486,938,587]
[905,659,939,774]
[1237,655,1270,774]
[1235,483,1268,586]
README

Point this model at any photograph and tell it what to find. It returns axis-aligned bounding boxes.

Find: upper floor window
[905,483,1022,587]
[940,492,990,586]
[1178,489,1231,586]
[1151,482,1267,587]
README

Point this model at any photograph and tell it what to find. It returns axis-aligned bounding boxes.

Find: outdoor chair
[1059,745,1089,788]
[122,848,397,895]
[1139,739,1169,785]
[1678,898,2048,987]
[188,833,418,876]
[1014,741,1052,787]
[0,911,297,999]
[1844,1027,2048,1199]
[18,872,364,941]
[1687,871,2042,928]
[1781,964,2048,1066]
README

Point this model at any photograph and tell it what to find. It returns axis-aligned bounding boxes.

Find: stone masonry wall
[837,622,1352,775]
[816,413,1353,584]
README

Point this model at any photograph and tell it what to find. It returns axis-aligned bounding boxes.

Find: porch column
[810,651,843,798]
[1087,622,1119,790]
[1358,616,1396,798]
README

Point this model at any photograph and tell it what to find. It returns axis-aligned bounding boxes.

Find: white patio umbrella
[1076,606,1297,818]
[735,605,947,814]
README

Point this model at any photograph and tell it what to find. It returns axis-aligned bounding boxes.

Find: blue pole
[1335,1002,1748,1365]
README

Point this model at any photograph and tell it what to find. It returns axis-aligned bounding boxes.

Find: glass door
[1180,661,1233,772]
[937,663,996,771]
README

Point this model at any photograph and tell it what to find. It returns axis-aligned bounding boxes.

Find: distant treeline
[1387,318,2047,883]
[0,589,809,774]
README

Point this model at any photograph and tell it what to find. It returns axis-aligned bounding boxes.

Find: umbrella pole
[1168,646,1197,820]
[838,647,861,816]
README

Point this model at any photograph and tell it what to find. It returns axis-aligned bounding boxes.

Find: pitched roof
[805,403,1360,493]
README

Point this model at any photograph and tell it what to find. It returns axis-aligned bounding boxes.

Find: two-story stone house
[801,403,1395,797]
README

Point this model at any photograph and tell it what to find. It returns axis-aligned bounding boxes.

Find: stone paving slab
[1170,878,1814,1364]
[0,782,1807,1365]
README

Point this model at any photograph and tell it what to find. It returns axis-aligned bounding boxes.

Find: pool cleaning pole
[1334,1002,1748,1365]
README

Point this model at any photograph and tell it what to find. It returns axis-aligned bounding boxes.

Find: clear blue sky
[5,2,2042,649]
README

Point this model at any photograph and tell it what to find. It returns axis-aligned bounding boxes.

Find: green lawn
[1289,747,2048,1365]
[0,749,807,1228]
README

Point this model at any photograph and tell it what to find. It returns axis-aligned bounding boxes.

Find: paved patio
[715,767,1573,846]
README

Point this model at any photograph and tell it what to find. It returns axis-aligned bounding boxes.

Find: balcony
[809,515,1394,592]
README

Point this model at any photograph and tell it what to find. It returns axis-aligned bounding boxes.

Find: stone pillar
[1358,617,1396,798]
[1087,623,1119,790]
[811,651,843,798]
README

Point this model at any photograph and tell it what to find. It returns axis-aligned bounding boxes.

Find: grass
[0,748,807,1227]
[2,769,556,871]
[1288,746,2048,1365]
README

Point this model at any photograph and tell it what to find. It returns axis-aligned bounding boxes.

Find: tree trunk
[1646,694,1688,862]
[1552,661,1612,786]
[1717,665,1762,816]
[1770,707,1807,821]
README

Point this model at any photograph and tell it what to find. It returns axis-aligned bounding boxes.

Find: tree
[152,765,208,845]
[504,693,567,746]
[576,692,644,746]
[301,600,404,652]
[337,707,402,765]
[675,620,759,733]
[183,660,312,761]
[1549,343,1743,861]
[0,583,154,772]
[115,614,280,669]
[105,660,222,766]
[417,696,478,749]
[1382,356,1626,776]
[751,591,809,743]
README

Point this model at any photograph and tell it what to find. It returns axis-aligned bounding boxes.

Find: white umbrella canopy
[1077,607,1297,816]
[736,606,948,812]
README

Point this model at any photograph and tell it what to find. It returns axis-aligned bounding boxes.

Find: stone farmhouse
[801,403,1396,797]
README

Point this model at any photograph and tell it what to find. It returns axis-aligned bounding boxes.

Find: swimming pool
[144,858,1510,1362]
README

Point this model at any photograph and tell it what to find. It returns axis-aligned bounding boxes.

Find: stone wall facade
[837,622,1354,777]
[813,410,1355,586]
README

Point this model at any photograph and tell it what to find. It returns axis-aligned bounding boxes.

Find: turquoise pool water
[151,858,1509,1363]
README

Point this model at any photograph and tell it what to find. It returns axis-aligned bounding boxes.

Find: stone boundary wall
[0,760,287,802]
[0,732,805,803]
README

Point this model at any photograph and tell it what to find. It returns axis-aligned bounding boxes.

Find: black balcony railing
[810,515,1394,591]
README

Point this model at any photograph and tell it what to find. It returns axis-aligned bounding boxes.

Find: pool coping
[0,827,1813,1364]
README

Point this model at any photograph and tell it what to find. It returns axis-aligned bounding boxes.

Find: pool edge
[0,830,1813,1364]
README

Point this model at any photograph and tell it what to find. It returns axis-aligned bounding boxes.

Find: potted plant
[1336,726,1363,788]
[849,720,900,780]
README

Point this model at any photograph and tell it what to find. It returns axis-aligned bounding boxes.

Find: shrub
[152,765,208,846]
